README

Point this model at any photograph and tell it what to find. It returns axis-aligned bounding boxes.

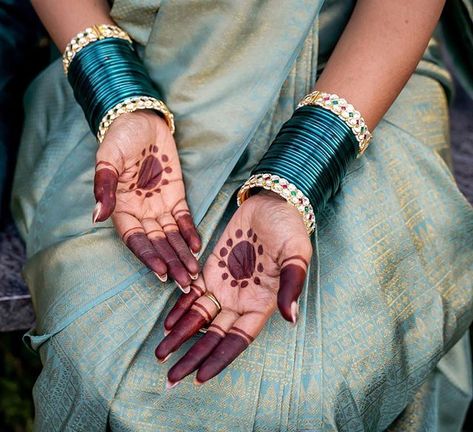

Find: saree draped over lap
[11,0,473,431]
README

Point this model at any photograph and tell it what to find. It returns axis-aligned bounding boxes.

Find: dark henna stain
[145,192,153,198]
[149,237,191,287]
[121,227,141,240]
[136,190,142,196]
[135,161,140,167]
[278,263,307,323]
[129,183,135,190]
[156,309,208,361]
[152,145,158,152]
[162,179,169,186]
[228,241,256,279]
[193,303,212,321]
[166,230,200,275]
[168,330,224,383]
[253,234,257,242]
[94,168,118,221]
[257,245,263,255]
[162,154,169,162]
[218,229,264,288]
[165,167,172,173]
[164,288,201,330]
[155,188,161,193]
[176,214,201,253]
[231,327,255,342]
[196,333,250,383]
[125,232,166,275]
[141,149,146,157]
[136,155,164,189]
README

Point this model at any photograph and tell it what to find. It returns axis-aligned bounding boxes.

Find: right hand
[93,109,201,292]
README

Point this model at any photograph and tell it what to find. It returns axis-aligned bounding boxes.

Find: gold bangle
[63,24,132,74]
[237,174,315,236]
[297,91,372,156]
[97,96,175,143]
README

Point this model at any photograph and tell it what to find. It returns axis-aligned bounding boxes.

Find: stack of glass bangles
[63,24,174,142]
[237,91,372,236]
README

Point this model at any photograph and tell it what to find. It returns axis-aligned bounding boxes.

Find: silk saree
[11,0,473,430]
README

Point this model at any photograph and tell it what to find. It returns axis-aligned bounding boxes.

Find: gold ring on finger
[203,292,222,313]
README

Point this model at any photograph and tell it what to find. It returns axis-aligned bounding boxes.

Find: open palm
[93,110,200,291]
[155,190,312,386]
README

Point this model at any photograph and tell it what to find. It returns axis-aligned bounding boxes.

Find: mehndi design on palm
[92,110,201,291]
[155,191,312,386]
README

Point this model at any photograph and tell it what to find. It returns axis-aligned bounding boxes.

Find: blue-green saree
[11,0,473,430]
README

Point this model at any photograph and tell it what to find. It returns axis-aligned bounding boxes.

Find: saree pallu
[11,0,473,430]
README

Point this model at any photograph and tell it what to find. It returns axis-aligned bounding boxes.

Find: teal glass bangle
[67,37,170,140]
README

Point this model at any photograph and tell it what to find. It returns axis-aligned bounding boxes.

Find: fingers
[164,281,205,331]
[93,164,119,223]
[155,294,219,363]
[277,255,309,324]
[113,212,167,279]
[142,219,192,291]
[167,310,237,387]
[158,213,200,276]
[172,203,201,254]
[195,312,265,385]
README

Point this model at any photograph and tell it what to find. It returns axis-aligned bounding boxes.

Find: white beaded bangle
[237,173,315,236]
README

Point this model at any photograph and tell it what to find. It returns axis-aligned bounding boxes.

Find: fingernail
[189,273,199,281]
[164,328,170,336]
[193,377,203,386]
[176,282,191,294]
[166,379,181,390]
[92,202,102,223]
[290,301,299,325]
[159,352,172,364]
[154,272,168,283]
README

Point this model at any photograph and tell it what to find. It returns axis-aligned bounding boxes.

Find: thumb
[93,147,124,223]
[277,249,311,324]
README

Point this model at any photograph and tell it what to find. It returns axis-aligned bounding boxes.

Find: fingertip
[176,282,191,294]
[92,202,102,224]
[166,378,181,390]
[193,376,204,386]
[154,272,168,283]
[290,301,299,325]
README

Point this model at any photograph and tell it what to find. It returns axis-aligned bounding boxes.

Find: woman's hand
[93,110,201,292]
[155,190,312,386]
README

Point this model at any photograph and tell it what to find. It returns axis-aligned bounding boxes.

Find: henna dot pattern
[128,144,172,198]
[219,228,264,288]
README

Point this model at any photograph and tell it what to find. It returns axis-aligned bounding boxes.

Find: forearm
[315,0,446,130]
[31,0,114,51]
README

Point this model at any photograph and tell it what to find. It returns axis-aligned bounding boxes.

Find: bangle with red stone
[237,173,315,236]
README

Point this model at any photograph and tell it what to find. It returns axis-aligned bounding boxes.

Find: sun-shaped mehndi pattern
[128,144,172,198]
[218,228,264,288]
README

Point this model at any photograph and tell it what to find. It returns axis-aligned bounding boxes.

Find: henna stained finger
[165,230,200,276]
[277,261,308,324]
[126,232,167,277]
[195,332,250,384]
[164,284,205,331]
[175,212,202,254]
[94,167,118,222]
[155,308,209,362]
[149,237,192,290]
[167,329,224,385]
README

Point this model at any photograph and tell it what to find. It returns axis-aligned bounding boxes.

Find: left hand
[155,190,312,387]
